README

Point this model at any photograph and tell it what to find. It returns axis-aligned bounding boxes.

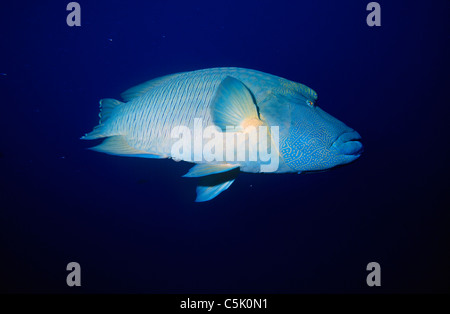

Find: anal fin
[89,136,167,159]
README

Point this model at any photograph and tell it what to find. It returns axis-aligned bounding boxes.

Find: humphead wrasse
[82,67,363,201]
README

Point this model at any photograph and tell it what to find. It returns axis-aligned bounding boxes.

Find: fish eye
[306,100,314,107]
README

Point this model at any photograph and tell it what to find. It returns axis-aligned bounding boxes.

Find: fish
[82,67,363,202]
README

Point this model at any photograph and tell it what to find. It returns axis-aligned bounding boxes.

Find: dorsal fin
[121,73,181,101]
[99,98,123,124]
[81,99,123,140]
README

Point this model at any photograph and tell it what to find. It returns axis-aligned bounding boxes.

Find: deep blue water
[0,0,449,293]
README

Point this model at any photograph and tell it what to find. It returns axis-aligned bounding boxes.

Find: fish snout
[332,130,363,156]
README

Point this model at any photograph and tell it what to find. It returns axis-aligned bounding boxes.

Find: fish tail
[81,98,124,140]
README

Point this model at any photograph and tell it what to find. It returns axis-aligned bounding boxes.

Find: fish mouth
[332,130,364,156]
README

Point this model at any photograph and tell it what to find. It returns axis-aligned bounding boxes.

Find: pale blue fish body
[82,67,363,201]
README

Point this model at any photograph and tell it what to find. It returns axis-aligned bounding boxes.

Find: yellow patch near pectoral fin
[211,76,262,131]
[241,117,264,131]
[89,136,167,159]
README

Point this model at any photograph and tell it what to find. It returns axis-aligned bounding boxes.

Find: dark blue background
[0,0,449,293]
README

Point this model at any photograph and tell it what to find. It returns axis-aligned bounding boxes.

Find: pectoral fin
[211,76,261,131]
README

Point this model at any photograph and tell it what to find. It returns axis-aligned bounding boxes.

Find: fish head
[259,92,363,173]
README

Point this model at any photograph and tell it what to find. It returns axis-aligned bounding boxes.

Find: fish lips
[332,130,364,157]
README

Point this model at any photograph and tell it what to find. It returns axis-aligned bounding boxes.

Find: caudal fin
[81,98,124,140]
